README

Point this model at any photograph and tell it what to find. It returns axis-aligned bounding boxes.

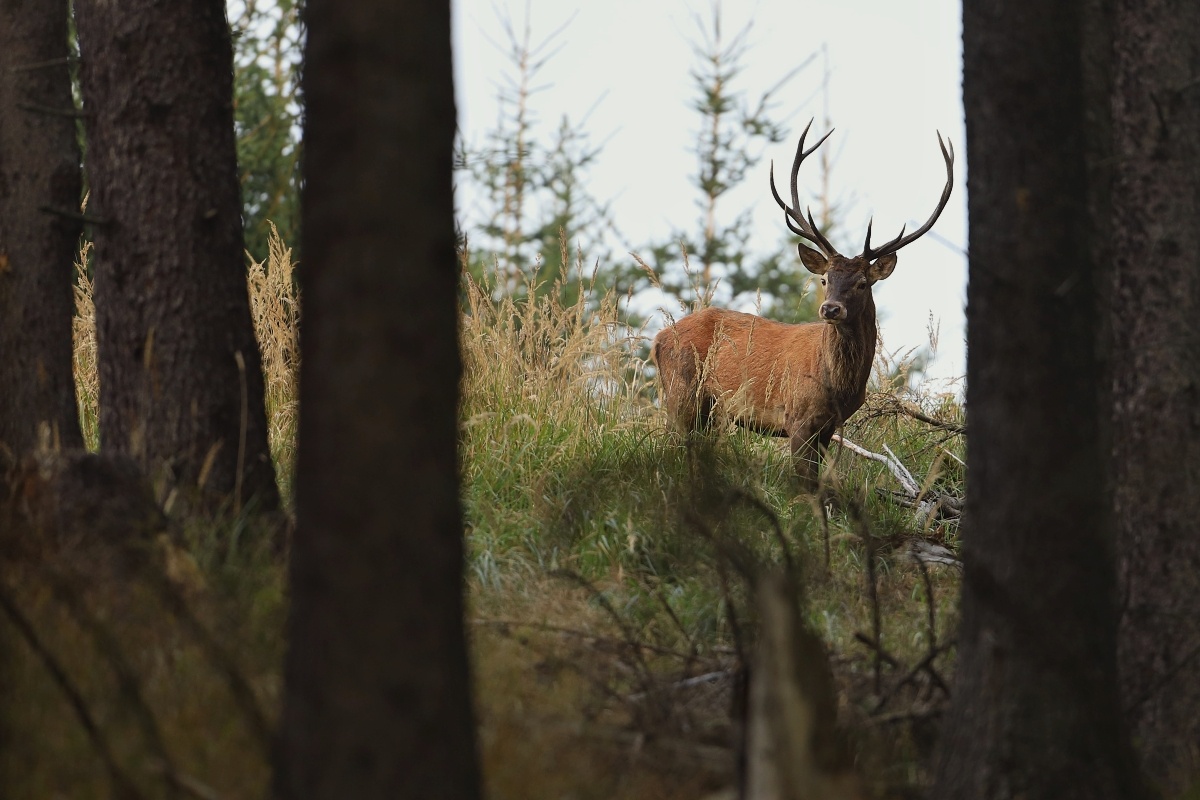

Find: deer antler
[861,133,955,262]
[769,118,841,260]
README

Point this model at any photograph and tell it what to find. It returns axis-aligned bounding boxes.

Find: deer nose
[820,302,845,321]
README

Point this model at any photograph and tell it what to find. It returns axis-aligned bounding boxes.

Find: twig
[866,703,946,727]
[940,446,965,467]
[852,632,899,670]
[0,581,148,800]
[846,497,887,695]
[472,617,697,659]
[871,641,956,714]
[627,669,733,701]
[894,402,965,435]
[725,487,792,572]
[655,590,699,661]
[684,509,756,583]
[1123,640,1200,715]
[714,558,746,668]
[144,571,273,759]
[39,205,111,226]
[234,350,247,516]
[865,528,883,695]
[820,496,831,572]
[551,570,658,702]
[914,548,937,657]
[46,569,179,799]
[10,55,77,72]
[18,101,88,118]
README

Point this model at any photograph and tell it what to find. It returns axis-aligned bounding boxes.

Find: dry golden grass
[246,223,301,500]
[73,239,99,450]
[72,224,301,500]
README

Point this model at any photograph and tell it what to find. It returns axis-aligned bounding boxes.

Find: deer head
[769,120,955,327]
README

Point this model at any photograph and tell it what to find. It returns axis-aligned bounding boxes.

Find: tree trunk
[1111,0,1200,788]
[73,0,279,512]
[274,0,480,797]
[0,0,83,455]
[930,2,1148,798]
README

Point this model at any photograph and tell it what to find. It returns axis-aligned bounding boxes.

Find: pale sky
[451,0,967,386]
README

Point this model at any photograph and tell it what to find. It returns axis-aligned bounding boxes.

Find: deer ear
[798,244,829,275]
[868,253,898,281]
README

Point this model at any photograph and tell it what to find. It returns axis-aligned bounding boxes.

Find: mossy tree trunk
[1111,0,1200,788]
[931,1,1148,797]
[274,0,480,797]
[0,0,82,455]
[73,0,279,512]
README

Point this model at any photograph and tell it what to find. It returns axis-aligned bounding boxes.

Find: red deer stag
[652,121,954,486]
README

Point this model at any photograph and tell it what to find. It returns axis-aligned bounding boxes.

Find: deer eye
[857,280,867,290]
[820,278,827,286]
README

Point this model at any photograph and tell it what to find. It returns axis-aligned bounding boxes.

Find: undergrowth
[2,232,965,799]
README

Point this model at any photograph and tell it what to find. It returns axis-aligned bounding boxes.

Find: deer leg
[696,394,716,430]
[816,425,837,463]
[789,426,822,489]
[664,389,714,434]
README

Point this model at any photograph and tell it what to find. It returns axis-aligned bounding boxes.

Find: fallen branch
[832,434,964,525]
[882,490,963,520]
[831,434,918,495]
[472,617,703,661]
[905,539,960,568]
[627,669,733,702]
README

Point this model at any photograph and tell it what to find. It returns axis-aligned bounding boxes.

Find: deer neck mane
[819,297,877,393]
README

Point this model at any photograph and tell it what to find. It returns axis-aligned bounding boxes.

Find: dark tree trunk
[73,0,279,512]
[274,0,480,797]
[1111,0,1200,787]
[0,0,83,455]
[931,2,1148,798]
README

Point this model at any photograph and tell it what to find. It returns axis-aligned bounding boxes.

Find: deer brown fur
[652,122,954,486]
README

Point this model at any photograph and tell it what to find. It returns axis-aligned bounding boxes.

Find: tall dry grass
[246,223,301,500]
[71,225,302,501]
[72,240,98,450]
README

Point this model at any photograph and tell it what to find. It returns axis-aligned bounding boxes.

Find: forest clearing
[2,0,1198,797]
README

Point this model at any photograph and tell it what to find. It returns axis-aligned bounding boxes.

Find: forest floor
[0,234,965,799]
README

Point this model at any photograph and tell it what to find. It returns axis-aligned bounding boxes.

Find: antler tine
[769,118,840,258]
[862,132,955,262]
[863,217,909,256]
[781,207,808,238]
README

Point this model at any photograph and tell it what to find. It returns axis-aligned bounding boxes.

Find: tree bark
[274,0,480,797]
[73,0,279,512]
[931,2,1148,798]
[1110,0,1200,787]
[0,0,83,455]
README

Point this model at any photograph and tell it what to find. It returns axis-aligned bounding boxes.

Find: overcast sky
[451,0,966,386]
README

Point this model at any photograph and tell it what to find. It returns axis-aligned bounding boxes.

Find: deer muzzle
[819,302,845,323]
